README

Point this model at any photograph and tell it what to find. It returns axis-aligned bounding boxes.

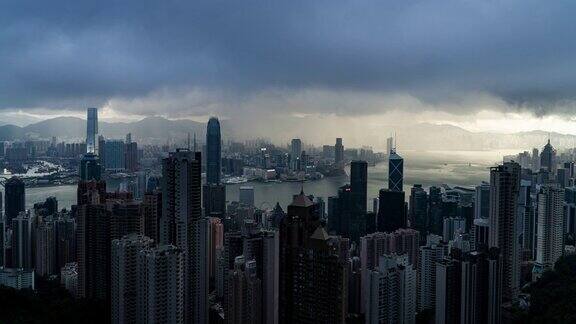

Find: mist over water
[24,150,513,211]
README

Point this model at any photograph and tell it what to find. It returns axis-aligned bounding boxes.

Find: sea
[21,149,517,211]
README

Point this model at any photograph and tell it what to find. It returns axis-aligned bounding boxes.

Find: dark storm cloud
[2,0,576,115]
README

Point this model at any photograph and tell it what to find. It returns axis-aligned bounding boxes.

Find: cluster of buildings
[0,107,573,324]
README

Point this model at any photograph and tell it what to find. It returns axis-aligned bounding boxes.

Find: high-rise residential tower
[534,185,564,278]
[489,162,521,303]
[160,149,208,324]
[86,107,98,154]
[290,139,302,170]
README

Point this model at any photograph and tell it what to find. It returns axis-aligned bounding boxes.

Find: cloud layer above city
[3,0,576,121]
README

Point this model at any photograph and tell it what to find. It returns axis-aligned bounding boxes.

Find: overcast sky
[3,0,576,135]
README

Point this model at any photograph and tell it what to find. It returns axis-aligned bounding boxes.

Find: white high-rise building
[137,245,185,324]
[365,254,416,324]
[534,185,564,279]
[86,107,98,154]
[111,234,154,324]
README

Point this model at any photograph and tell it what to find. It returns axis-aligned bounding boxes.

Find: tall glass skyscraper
[388,149,404,192]
[86,108,98,154]
[206,117,221,184]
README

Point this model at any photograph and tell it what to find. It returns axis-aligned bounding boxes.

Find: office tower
[225,256,262,324]
[36,218,57,276]
[409,184,428,236]
[534,185,564,278]
[61,262,78,297]
[290,139,302,170]
[475,183,490,220]
[365,254,416,324]
[142,191,162,243]
[110,202,143,241]
[137,245,185,324]
[125,141,138,172]
[206,117,222,184]
[111,234,153,324]
[489,162,521,303]
[335,138,344,167]
[98,135,106,165]
[418,237,448,312]
[5,177,25,227]
[239,186,255,206]
[377,189,406,232]
[540,139,556,173]
[388,149,403,192]
[443,217,466,242]
[386,137,394,157]
[372,197,379,214]
[279,191,347,324]
[76,203,111,301]
[428,186,444,235]
[329,184,370,242]
[105,140,126,170]
[351,160,368,214]
[160,149,208,324]
[11,212,32,270]
[86,107,98,154]
[203,183,226,218]
[80,152,102,181]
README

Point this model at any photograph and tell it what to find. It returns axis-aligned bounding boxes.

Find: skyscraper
[418,236,447,313]
[489,162,521,303]
[206,117,222,184]
[76,203,111,301]
[105,140,126,170]
[350,160,368,214]
[86,107,98,154]
[335,138,344,167]
[5,177,25,227]
[388,149,404,192]
[539,139,556,173]
[225,256,262,324]
[111,234,154,324]
[11,212,32,270]
[377,189,406,232]
[160,149,208,324]
[239,186,255,206]
[80,153,102,181]
[137,245,185,324]
[534,185,564,279]
[366,254,416,324]
[409,184,428,237]
[279,191,347,324]
[290,139,302,170]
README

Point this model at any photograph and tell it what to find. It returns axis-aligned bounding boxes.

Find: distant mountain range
[0,116,571,151]
[0,116,209,143]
